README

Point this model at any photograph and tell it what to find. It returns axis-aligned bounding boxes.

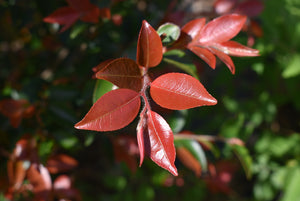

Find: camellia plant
[74,14,259,176]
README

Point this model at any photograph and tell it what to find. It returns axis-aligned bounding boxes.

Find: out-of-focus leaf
[282,54,300,78]
[27,164,52,201]
[75,89,141,131]
[53,175,81,201]
[231,145,252,179]
[144,110,178,176]
[93,79,115,104]
[136,20,163,68]
[95,58,142,92]
[150,73,217,110]
[46,154,78,174]
[163,57,199,79]
[157,23,180,45]
[235,0,264,17]
[176,147,202,176]
[175,138,207,173]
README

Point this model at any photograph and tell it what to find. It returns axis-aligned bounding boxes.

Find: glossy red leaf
[43,7,80,32]
[95,58,142,92]
[209,48,235,74]
[188,45,216,69]
[215,41,260,57]
[136,20,163,68]
[198,14,247,45]
[75,89,141,131]
[146,110,177,176]
[150,73,217,110]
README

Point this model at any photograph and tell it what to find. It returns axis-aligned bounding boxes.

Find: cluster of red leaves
[43,0,111,32]
[0,99,35,128]
[75,14,258,176]
[4,135,79,201]
[173,14,259,74]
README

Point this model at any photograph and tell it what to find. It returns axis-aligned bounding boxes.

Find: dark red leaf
[46,154,78,174]
[215,41,259,57]
[95,58,142,92]
[80,6,100,23]
[235,0,264,17]
[75,89,141,131]
[66,0,92,11]
[188,45,216,69]
[112,136,139,172]
[43,7,80,32]
[150,73,217,110]
[136,20,163,68]
[209,48,235,74]
[146,110,177,176]
[198,14,247,45]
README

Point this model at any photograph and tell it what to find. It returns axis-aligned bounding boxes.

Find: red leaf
[215,41,259,57]
[75,89,141,131]
[209,48,235,74]
[175,18,206,47]
[188,45,216,69]
[43,7,80,32]
[137,108,147,166]
[146,110,177,176]
[198,14,247,45]
[95,58,142,92]
[136,20,163,68]
[181,18,206,41]
[150,73,217,110]
[80,6,101,23]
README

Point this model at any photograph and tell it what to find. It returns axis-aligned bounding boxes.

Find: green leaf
[164,49,186,58]
[175,139,208,172]
[282,54,300,78]
[231,145,252,179]
[280,167,300,201]
[157,23,180,45]
[93,79,115,103]
[163,58,199,80]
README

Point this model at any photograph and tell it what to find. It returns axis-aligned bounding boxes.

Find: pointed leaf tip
[75,89,141,131]
[146,110,178,176]
[136,20,163,68]
[150,73,217,110]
